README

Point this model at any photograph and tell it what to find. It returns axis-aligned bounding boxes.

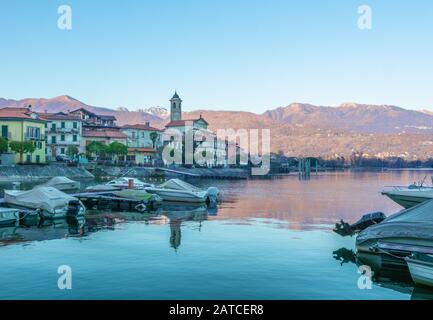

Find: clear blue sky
[0,0,432,112]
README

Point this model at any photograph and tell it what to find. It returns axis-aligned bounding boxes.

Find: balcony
[25,133,45,141]
[50,127,80,134]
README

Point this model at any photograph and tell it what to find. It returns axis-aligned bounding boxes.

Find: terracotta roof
[38,112,81,121]
[165,117,208,127]
[83,129,127,139]
[122,124,162,131]
[70,108,116,121]
[0,107,46,121]
[98,115,116,120]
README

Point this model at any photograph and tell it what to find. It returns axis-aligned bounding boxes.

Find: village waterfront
[1,169,433,300]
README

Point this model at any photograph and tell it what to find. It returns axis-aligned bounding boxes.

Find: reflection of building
[0,107,47,164]
[121,123,163,165]
[170,221,182,250]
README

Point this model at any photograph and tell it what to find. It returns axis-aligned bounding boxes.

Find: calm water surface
[1,170,433,300]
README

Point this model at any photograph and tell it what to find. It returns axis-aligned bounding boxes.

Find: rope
[374,247,407,260]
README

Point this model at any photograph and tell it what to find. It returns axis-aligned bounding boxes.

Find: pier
[72,192,157,212]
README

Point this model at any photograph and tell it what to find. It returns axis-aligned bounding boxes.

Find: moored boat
[145,179,219,204]
[4,187,85,220]
[104,177,153,190]
[381,187,433,209]
[0,208,20,226]
[38,176,81,192]
[356,199,433,255]
[406,253,433,288]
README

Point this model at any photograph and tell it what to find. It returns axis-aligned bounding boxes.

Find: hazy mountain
[0,95,163,126]
[263,103,433,133]
[142,106,169,119]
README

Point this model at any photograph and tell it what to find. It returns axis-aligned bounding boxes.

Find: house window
[61,135,65,141]
[73,122,78,129]
[52,136,57,144]
[1,125,8,140]
[61,148,65,154]
[73,135,77,142]
[51,123,56,131]
[26,127,40,139]
[61,122,65,128]
[142,132,145,138]
[36,155,40,163]
[26,154,32,163]
[132,132,136,138]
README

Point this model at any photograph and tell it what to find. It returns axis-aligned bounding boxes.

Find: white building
[164,92,228,168]
[39,112,83,160]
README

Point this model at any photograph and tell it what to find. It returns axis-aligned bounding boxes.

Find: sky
[0,0,432,113]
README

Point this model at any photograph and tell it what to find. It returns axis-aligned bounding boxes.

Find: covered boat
[382,186,433,209]
[145,179,219,204]
[356,199,433,255]
[4,187,85,219]
[38,176,80,191]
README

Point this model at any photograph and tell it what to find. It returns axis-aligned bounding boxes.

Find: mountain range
[1,95,432,159]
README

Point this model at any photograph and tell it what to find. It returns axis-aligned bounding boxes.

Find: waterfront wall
[0,165,94,182]
[91,166,250,179]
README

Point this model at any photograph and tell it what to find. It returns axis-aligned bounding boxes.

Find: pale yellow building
[0,107,47,164]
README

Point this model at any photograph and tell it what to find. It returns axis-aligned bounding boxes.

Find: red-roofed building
[120,122,163,165]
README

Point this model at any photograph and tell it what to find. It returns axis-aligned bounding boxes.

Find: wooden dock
[72,192,154,212]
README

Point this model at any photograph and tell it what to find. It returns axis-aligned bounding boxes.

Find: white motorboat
[38,176,81,192]
[0,208,20,226]
[406,253,433,288]
[104,177,153,190]
[382,177,433,209]
[145,179,219,204]
[382,186,433,209]
[4,187,85,220]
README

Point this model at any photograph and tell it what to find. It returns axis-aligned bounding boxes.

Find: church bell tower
[170,91,182,121]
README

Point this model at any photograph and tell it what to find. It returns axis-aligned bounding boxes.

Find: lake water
[1,170,433,300]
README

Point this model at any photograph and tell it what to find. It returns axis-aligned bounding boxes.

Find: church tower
[170,91,182,121]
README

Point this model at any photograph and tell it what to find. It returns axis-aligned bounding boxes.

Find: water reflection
[0,203,215,251]
[332,247,433,300]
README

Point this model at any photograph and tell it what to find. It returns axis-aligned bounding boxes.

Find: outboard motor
[206,187,220,206]
[67,200,82,216]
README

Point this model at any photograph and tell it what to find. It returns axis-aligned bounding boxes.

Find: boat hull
[146,189,207,203]
[0,209,20,227]
[382,190,433,209]
[406,257,433,287]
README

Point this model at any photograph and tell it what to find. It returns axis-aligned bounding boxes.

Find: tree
[107,141,128,160]
[86,141,108,160]
[0,137,8,154]
[150,132,159,149]
[66,145,79,158]
[9,141,36,164]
